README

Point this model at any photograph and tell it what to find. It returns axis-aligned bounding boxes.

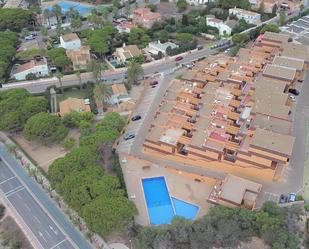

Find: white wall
[14,64,49,81]
[60,37,81,50]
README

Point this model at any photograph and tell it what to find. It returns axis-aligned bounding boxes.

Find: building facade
[60,33,81,50]
[229,7,261,25]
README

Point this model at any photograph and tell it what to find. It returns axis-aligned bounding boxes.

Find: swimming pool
[142,177,199,225]
[47,1,94,15]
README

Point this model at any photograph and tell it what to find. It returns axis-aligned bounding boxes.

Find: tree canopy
[0,89,46,132]
[128,28,150,48]
[0,8,32,32]
[48,112,136,237]
[0,32,19,80]
[47,48,71,70]
[133,202,302,249]
[176,0,188,12]
[260,23,280,34]
[23,112,68,145]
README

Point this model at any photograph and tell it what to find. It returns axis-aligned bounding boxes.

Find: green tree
[125,2,131,17]
[93,83,112,111]
[43,9,52,28]
[176,0,188,12]
[71,17,83,31]
[52,4,62,24]
[23,112,68,145]
[96,112,126,132]
[128,28,150,48]
[127,61,144,85]
[87,12,102,29]
[75,64,82,90]
[88,34,109,58]
[40,27,48,37]
[0,89,46,132]
[157,30,169,43]
[0,8,32,32]
[260,23,280,34]
[88,60,106,83]
[56,71,64,94]
[258,0,265,14]
[232,33,247,45]
[47,48,71,70]
[279,11,286,26]
[146,4,157,12]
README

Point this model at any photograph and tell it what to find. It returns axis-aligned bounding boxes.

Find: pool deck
[41,0,97,9]
[120,154,214,226]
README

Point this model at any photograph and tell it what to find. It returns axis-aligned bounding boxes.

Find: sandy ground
[13,129,80,173]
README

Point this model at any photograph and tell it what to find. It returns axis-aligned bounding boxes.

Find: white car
[289,95,296,101]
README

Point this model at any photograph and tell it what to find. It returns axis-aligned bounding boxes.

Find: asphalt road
[2,47,217,94]
[0,144,93,249]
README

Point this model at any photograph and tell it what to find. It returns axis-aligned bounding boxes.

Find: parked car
[289,95,296,101]
[24,34,34,40]
[289,193,297,202]
[131,115,141,121]
[0,83,2,88]
[175,56,183,61]
[150,80,158,86]
[197,45,203,50]
[279,194,289,204]
[124,133,135,140]
[288,88,299,96]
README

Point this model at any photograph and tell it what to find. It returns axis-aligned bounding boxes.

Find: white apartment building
[60,33,81,50]
[229,7,261,25]
[186,0,209,6]
[206,15,237,36]
[148,40,179,55]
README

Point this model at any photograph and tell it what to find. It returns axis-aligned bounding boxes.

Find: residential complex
[229,7,261,25]
[142,32,309,210]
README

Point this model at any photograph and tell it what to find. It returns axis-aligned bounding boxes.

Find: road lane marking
[46,230,52,238]
[5,186,24,197]
[50,239,67,249]
[33,215,41,224]
[0,176,15,185]
[38,231,47,243]
[24,203,31,211]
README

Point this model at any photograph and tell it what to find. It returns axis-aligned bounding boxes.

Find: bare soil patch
[12,129,80,173]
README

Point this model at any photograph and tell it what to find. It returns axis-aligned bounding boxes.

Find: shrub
[62,137,75,150]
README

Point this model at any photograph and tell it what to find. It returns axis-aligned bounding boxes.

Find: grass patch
[57,88,88,103]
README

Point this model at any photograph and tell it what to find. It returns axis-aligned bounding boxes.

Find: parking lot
[117,75,164,154]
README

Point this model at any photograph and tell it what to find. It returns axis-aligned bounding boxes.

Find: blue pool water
[47,1,94,15]
[171,197,199,220]
[142,177,199,225]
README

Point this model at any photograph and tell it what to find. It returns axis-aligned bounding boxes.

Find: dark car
[288,88,300,96]
[197,45,203,50]
[279,194,289,204]
[150,80,158,86]
[131,115,141,121]
[0,83,2,88]
[175,56,183,61]
[124,133,135,140]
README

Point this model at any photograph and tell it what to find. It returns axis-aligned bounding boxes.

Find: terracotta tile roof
[61,33,80,42]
